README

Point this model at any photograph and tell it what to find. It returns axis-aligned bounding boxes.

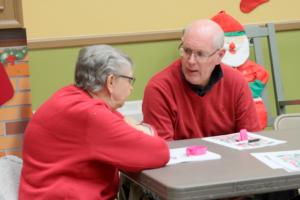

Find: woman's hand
[124,117,155,136]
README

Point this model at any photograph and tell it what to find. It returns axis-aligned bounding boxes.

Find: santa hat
[211,11,244,34]
[211,11,249,67]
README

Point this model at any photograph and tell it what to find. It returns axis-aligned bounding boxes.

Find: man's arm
[235,77,261,132]
[142,83,175,140]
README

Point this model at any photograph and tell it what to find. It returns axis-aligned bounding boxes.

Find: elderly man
[143,19,261,141]
[142,19,299,200]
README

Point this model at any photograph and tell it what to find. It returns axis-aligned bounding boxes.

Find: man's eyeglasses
[117,75,136,86]
[179,44,220,62]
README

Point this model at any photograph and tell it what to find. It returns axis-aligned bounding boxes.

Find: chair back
[0,155,22,200]
[273,113,300,130]
[245,23,300,126]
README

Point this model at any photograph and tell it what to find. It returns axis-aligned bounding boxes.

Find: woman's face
[110,66,134,109]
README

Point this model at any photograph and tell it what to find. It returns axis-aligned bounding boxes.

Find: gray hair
[74,45,133,92]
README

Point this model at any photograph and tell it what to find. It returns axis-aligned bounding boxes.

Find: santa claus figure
[212,11,269,129]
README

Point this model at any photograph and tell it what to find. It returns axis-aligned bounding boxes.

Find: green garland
[0,47,28,64]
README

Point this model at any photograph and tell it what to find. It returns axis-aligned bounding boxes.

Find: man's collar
[182,65,223,96]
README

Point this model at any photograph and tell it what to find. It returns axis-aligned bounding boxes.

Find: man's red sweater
[143,59,261,140]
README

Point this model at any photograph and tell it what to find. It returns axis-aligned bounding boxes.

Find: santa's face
[222,35,249,67]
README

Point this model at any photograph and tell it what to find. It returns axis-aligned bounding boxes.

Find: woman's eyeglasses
[117,75,136,86]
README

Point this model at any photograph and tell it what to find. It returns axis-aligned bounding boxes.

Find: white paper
[167,147,221,165]
[202,132,286,150]
[252,150,300,172]
[251,153,282,169]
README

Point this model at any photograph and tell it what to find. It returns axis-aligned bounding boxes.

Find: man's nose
[188,52,197,63]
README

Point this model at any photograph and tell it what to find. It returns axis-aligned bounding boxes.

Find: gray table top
[125,129,300,200]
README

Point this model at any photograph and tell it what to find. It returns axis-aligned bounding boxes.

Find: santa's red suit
[235,60,269,128]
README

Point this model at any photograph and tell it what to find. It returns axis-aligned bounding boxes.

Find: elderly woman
[19,45,169,200]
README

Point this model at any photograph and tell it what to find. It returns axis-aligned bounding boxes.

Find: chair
[244,23,300,126]
[0,155,23,200]
[273,113,300,130]
[274,113,300,197]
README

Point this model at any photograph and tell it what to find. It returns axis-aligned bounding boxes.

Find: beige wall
[23,0,300,40]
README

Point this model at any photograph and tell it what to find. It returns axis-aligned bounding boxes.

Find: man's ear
[214,48,226,65]
[218,48,226,60]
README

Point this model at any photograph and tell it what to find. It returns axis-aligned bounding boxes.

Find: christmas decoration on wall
[240,0,269,13]
[0,46,27,65]
[212,10,269,129]
[0,47,26,105]
[0,62,14,105]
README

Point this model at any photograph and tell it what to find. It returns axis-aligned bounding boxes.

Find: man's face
[180,34,223,86]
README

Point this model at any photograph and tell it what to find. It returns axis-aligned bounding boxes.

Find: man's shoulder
[148,59,181,87]
[221,64,246,83]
